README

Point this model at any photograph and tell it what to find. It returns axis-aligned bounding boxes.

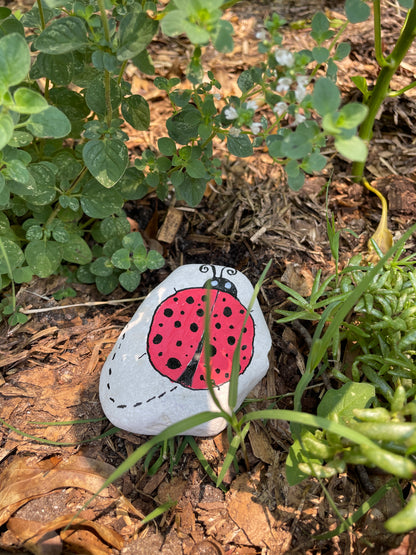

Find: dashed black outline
[107,369,178,409]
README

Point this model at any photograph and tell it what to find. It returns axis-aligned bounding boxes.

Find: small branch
[20,296,145,314]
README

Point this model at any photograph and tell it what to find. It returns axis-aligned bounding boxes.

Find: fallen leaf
[0,455,117,526]
[226,472,290,553]
[248,427,276,465]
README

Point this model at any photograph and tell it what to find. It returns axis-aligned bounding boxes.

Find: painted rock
[99,264,271,436]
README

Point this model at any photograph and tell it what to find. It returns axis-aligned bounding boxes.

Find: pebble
[99,264,272,436]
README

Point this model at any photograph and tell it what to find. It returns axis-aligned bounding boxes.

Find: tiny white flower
[275,48,294,67]
[224,106,238,120]
[295,86,307,102]
[213,92,222,100]
[229,126,241,137]
[250,122,263,135]
[255,29,267,41]
[296,75,309,87]
[276,77,292,94]
[294,112,306,125]
[246,100,258,111]
[273,101,288,116]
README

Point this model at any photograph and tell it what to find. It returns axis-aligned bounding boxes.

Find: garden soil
[1,0,416,553]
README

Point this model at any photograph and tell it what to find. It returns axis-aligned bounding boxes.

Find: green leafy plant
[276,223,416,533]
[1,0,414,324]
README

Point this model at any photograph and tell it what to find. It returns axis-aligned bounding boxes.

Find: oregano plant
[0,0,414,325]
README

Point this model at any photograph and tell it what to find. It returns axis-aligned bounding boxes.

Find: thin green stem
[117,60,128,86]
[45,166,88,227]
[36,0,46,30]
[221,0,242,10]
[388,79,416,96]
[97,0,113,127]
[352,5,416,181]
[373,0,387,67]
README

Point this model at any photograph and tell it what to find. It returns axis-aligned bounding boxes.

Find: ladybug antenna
[199,264,216,278]
[220,267,237,279]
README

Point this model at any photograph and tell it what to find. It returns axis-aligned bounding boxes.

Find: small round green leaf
[186,158,207,178]
[90,256,114,277]
[335,135,368,162]
[0,111,14,150]
[0,237,24,273]
[96,273,119,295]
[166,105,202,144]
[147,250,164,270]
[227,134,253,157]
[13,87,48,114]
[122,231,144,250]
[36,52,74,85]
[61,234,92,265]
[0,33,30,87]
[115,167,147,201]
[312,77,340,116]
[121,95,150,130]
[345,0,371,23]
[8,131,33,147]
[33,17,88,54]
[83,138,128,188]
[26,106,71,138]
[25,239,62,278]
[111,248,131,270]
[77,265,96,284]
[117,12,158,61]
[119,269,142,291]
[100,216,131,240]
[312,46,329,64]
[175,174,206,207]
[80,179,124,218]
[158,137,176,156]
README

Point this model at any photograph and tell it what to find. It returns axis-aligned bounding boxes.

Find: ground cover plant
[1,0,416,550]
[0,0,374,324]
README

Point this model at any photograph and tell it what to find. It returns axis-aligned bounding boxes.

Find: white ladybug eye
[225,282,231,289]
[211,280,218,286]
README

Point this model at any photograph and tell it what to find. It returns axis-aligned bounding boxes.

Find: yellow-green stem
[97,0,113,127]
[352,3,416,181]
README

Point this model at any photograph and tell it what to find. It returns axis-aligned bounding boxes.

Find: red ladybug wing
[193,292,254,388]
[147,288,213,383]
[148,288,254,389]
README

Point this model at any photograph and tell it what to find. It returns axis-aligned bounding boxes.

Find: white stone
[99,264,272,437]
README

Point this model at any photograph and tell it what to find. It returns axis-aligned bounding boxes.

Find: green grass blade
[187,436,227,491]
[216,422,250,487]
[228,260,272,409]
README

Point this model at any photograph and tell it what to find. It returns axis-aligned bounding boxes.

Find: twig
[20,297,145,314]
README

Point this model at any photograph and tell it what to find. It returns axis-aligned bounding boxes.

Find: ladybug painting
[99,264,272,436]
[147,265,254,390]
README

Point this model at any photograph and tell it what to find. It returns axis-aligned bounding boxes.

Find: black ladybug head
[201,266,238,297]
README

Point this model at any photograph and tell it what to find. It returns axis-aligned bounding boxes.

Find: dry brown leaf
[226,473,289,553]
[60,528,113,555]
[0,455,117,526]
[280,263,315,298]
[10,514,124,549]
[248,427,276,465]
[7,518,62,555]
